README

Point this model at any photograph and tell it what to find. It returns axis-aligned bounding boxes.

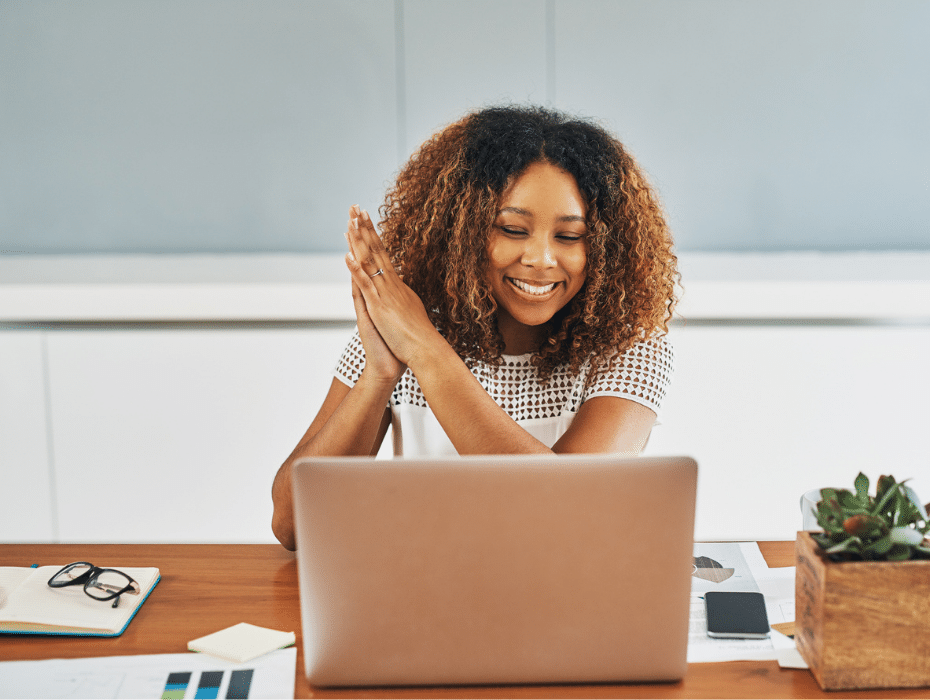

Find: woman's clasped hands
[344,205,441,383]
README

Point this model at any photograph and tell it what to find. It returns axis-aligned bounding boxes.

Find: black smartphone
[704,591,770,639]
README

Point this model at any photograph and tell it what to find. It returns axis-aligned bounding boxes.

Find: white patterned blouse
[333,330,674,457]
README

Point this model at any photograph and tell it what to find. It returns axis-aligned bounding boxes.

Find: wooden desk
[2,543,927,699]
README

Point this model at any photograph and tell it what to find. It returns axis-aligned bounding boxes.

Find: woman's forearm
[271,373,394,549]
[295,374,394,458]
[408,340,553,456]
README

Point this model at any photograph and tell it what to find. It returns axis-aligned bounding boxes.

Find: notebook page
[0,566,159,633]
[0,568,37,610]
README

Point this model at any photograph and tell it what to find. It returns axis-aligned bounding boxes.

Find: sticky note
[188,622,295,664]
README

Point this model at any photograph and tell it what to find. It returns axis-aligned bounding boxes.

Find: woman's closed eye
[498,226,584,241]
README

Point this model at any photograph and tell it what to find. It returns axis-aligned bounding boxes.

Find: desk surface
[1,542,926,699]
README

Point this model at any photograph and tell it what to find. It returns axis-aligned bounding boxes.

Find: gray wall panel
[554,0,930,251]
[403,0,547,156]
[0,0,397,253]
[1,0,928,253]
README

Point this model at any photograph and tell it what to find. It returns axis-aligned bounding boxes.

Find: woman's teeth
[510,279,557,295]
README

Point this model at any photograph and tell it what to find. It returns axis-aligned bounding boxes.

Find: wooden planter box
[795,531,930,691]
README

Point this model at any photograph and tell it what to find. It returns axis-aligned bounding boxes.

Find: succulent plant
[811,473,930,561]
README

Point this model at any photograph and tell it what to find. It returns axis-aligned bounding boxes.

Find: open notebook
[0,565,160,636]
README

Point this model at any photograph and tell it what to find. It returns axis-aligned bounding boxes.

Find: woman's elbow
[271,470,297,551]
[271,507,297,551]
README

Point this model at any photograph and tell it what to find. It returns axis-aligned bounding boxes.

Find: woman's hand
[344,206,406,386]
[344,205,441,370]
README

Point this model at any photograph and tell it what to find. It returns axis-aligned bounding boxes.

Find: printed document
[0,647,295,699]
[688,542,796,663]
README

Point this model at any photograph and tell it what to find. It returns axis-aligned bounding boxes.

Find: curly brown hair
[379,105,678,381]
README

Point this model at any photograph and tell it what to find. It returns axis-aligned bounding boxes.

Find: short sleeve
[585,335,675,416]
[334,329,366,387]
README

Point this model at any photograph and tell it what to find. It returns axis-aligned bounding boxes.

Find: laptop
[291,454,697,687]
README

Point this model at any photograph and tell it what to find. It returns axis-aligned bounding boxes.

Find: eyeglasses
[47,562,141,608]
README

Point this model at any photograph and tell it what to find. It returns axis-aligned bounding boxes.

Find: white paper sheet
[0,647,295,699]
[688,542,797,663]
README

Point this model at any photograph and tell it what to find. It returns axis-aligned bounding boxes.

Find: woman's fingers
[343,202,436,367]
[348,277,406,383]
[345,244,384,308]
[345,249,375,292]
[346,205,392,277]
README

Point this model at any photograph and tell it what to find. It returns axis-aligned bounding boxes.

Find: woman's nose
[520,234,556,267]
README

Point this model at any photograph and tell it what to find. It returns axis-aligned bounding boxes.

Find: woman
[272,105,677,550]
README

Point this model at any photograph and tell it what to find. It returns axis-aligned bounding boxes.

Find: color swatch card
[161,669,254,699]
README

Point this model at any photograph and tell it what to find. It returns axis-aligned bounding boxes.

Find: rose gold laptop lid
[292,454,697,687]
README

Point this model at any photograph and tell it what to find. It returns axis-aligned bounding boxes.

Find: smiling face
[485,161,589,355]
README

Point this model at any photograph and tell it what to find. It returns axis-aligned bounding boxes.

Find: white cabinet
[4,322,929,544]
[645,326,930,541]
[45,326,354,543]
[0,331,55,541]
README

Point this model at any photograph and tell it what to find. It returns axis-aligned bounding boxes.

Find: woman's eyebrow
[497,207,586,224]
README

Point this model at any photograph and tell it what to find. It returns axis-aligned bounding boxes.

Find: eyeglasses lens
[57,563,92,583]
[85,570,133,599]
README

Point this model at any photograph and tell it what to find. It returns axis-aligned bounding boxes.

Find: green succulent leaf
[816,497,846,533]
[902,484,929,520]
[876,474,895,497]
[854,472,870,503]
[872,480,899,516]
[811,473,928,561]
[826,536,861,554]
[889,526,924,546]
[811,533,833,550]
[887,544,912,561]
[891,490,911,526]
[863,535,892,555]
[838,490,870,513]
